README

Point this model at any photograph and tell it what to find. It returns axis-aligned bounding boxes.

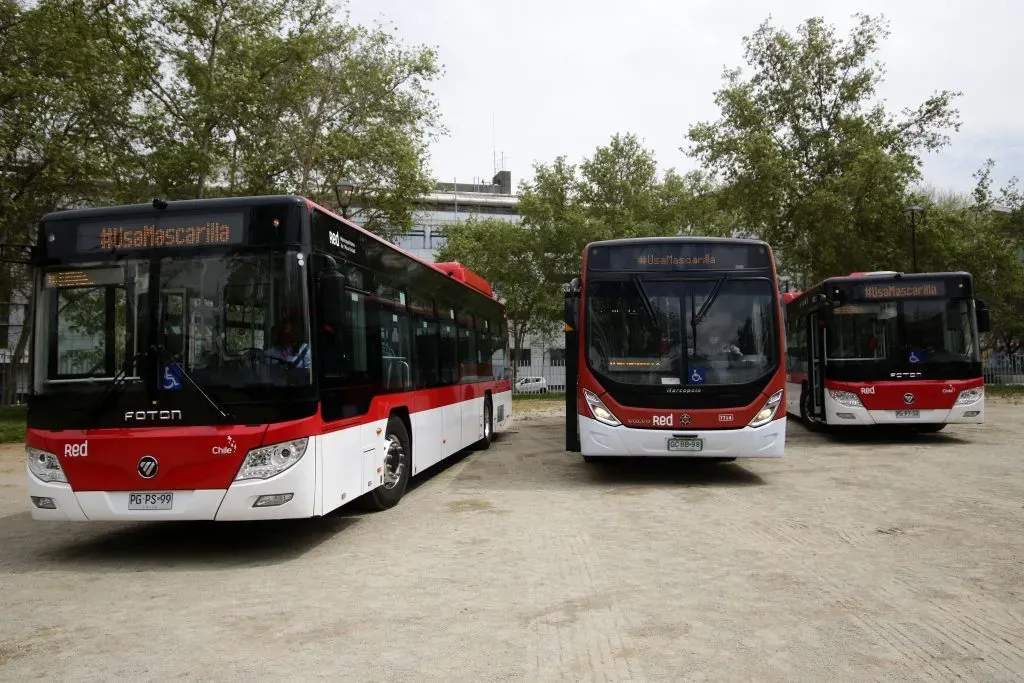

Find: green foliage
[126,0,443,239]
[686,14,962,283]
[517,133,727,286]
[0,0,150,244]
[435,217,557,370]
[1,0,442,246]
[0,406,26,443]
[438,133,718,361]
[909,160,1024,351]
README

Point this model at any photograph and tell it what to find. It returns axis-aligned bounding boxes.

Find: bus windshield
[827,298,980,364]
[36,251,312,392]
[586,277,778,387]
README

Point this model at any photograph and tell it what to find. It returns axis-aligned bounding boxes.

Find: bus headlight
[235,438,308,481]
[748,389,784,428]
[827,389,863,408]
[26,447,67,484]
[584,389,621,427]
[955,388,983,405]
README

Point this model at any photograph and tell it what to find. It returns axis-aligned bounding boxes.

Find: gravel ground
[1,399,1023,681]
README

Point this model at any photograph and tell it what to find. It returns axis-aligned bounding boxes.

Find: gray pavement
[2,401,1023,681]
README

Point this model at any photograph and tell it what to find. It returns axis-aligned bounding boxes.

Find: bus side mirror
[975,299,991,333]
[318,270,346,322]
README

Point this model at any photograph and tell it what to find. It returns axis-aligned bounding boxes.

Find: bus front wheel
[366,415,412,510]
[471,397,493,450]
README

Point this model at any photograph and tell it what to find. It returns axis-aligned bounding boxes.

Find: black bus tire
[366,415,411,511]
[471,397,493,450]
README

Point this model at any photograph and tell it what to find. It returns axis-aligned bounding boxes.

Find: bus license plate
[667,437,703,452]
[894,410,920,419]
[128,492,173,510]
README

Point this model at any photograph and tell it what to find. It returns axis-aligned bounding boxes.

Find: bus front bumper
[824,394,985,426]
[578,415,785,458]
[26,442,318,522]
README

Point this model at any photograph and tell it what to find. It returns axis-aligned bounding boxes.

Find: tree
[434,218,558,379]
[438,133,725,372]
[125,0,443,239]
[686,14,962,284]
[0,0,151,403]
[908,161,1024,357]
[0,0,150,242]
[519,133,728,289]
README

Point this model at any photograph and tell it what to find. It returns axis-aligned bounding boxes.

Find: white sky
[345,0,1023,196]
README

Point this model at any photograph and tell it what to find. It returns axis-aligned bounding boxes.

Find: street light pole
[334,178,356,218]
[903,205,923,273]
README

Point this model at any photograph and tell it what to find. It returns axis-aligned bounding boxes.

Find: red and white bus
[783,270,990,432]
[563,237,787,462]
[24,195,512,521]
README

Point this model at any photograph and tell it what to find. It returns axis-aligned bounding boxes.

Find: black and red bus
[24,195,512,521]
[783,270,991,432]
[564,237,788,462]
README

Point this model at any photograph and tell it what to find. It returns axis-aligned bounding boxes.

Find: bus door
[808,312,826,419]
[564,277,580,452]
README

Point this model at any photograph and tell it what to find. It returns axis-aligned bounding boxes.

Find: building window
[512,347,531,367]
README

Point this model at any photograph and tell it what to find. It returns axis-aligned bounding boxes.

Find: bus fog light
[583,389,621,427]
[955,388,983,405]
[235,438,308,481]
[828,389,863,408]
[31,496,57,509]
[253,493,294,508]
[26,447,67,484]
[963,410,980,417]
[748,389,784,428]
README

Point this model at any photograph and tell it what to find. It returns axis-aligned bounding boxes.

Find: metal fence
[985,356,1024,385]
[1,302,30,407]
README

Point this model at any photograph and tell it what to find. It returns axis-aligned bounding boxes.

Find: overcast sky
[345,0,1023,196]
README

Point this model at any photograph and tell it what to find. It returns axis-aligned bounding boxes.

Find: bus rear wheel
[366,416,411,511]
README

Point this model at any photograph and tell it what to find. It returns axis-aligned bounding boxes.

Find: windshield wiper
[630,274,659,324]
[151,343,232,419]
[692,275,728,327]
[82,347,149,428]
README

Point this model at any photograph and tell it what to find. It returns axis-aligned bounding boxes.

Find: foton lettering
[124,410,183,422]
[652,414,673,427]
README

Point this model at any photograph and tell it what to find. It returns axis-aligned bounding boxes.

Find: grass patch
[0,406,26,444]
[512,391,564,402]
[986,384,1024,402]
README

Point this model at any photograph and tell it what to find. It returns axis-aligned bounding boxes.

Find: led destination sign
[857,281,947,299]
[587,242,771,271]
[71,213,245,253]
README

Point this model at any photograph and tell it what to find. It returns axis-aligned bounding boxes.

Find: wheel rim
[484,403,492,440]
[382,434,405,489]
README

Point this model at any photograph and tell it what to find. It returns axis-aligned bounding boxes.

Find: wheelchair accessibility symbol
[162,364,183,391]
[908,351,921,364]
[690,367,706,384]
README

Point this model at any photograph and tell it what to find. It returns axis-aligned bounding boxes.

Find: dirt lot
[2,400,1024,681]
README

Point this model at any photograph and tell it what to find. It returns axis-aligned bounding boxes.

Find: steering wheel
[238,346,304,369]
